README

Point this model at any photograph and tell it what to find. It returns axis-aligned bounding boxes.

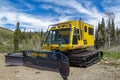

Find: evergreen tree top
[16,22,20,29]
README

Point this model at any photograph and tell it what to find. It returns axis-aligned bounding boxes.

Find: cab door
[72,27,83,49]
[72,28,78,45]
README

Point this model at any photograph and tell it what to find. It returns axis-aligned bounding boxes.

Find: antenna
[79,18,82,21]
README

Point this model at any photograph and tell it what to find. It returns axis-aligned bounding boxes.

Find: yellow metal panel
[43,20,94,51]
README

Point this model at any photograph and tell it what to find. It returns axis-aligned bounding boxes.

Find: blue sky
[0,0,120,31]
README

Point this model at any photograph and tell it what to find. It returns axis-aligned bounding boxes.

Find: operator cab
[43,22,73,51]
[43,20,94,51]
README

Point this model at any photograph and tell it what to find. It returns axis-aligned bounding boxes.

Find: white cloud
[18,0,35,11]
[37,0,104,27]
[0,9,71,31]
[39,0,103,17]
[40,4,75,14]
[40,4,53,10]
[1,0,120,32]
[0,1,71,31]
[0,11,50,30]
[39,0,120,28]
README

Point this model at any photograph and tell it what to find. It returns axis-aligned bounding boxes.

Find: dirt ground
[0,53,120,80]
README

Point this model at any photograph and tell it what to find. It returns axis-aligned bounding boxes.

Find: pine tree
[29,30,32,39]
[105,11,115,47]
[95,27,99,49]
[107,19,111,47]
[111,18,115,44]
[101,18,106,45]
[97,22,101,47]
[21,28,26,41]
[95,22,102,49]
[115,27,119,44]
[116,27,119,37]
[98,22,101,31]
[14,22,21,52]
[97,21,103,47]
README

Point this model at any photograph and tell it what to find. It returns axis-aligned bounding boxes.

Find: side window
[80,30,82,40]
[84,26,87,32]
[88,27,94,35]
[77,29,80,40]
[46,31,52,42]
[52,31,56,41]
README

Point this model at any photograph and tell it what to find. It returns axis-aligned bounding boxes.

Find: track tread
[68,50,103,67]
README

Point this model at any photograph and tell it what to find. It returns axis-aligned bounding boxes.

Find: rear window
[88,27,93,35]
[84,26,87,32]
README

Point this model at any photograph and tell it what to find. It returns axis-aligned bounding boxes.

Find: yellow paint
[31,53,48,57]
[43,20,94,51]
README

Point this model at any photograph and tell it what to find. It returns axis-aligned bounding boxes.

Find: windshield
[45,28,71,44]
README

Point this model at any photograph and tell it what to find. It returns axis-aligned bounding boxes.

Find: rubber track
[68,50,103,67]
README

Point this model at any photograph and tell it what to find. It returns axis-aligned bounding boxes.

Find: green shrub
[103,51,120,59]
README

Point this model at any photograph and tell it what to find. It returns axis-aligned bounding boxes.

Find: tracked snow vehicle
[5,19,103,80]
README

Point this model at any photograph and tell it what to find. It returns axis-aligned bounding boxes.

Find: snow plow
[5,19,103,80]
[5,50,69,80]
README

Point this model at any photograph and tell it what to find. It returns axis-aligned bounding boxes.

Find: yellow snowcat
[5,19,103,80]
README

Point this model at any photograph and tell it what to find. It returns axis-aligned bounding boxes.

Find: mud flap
[5,50,70,80]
